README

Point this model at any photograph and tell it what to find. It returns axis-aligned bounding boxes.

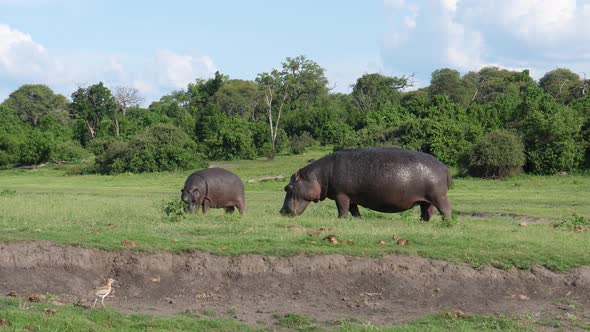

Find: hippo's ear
[294,172,300,182]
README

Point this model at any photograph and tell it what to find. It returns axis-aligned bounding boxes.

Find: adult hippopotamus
[279,148,452,220]
[181,168,246,216]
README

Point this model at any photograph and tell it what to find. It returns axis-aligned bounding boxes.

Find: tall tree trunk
[264,86,289,160]
[85,120,96,140]
[114,109,120,137]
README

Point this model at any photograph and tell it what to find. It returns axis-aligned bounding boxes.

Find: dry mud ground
[1,241,590,328]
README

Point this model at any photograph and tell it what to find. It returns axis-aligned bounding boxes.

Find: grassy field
[0,297,550,332]
[0,147,589,270]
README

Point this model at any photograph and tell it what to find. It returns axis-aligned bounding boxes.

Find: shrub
[465,130,525,178]
[203,116,258,160]
[97,124,207,174]
[333,126,400,152]
[88,136,116,156]
[517,84,584,174]
[0,132,22,167]
[51,141,89,162]
[18,130,54,166]
[289,132,315,154]
[553,214,590,232]
[162,198,186,223]
[398,119,483,166]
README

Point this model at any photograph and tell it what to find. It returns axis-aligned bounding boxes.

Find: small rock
[575,225,587,233]
[324,235,339,245]
[0,318,8,326]
[309,228,328,237]
[377,240,386,245]
[164,297,174,304]
[151,275,161,283]
[511,294,530,301]
[7,291,17,297]
[392,234,399,240]
[519,222,528,227]
[397,239,409,246]
[28,294,46,302]
[121,239,137,247]
[447,309,469,319]
[51,301,64,306]
[73,300,91,309]
[43,308,57,315]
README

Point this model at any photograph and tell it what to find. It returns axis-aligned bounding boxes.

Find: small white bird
[93,278,115,308]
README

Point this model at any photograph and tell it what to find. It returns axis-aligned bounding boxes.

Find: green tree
[466,130,525,178]
[281,55,329,110]
[429,68,474,107]
[187,71,228,110]
[194,108,257,160]
[539,68,581,104]
[2,84,68,127]
[464,67,533,105]
[97,124,206,174]
[214,79,261,119]
[351,73,411,113]
[0,105,27,167]
[70,82,117,141]
[256,55,330,159]
[517,84,584,174]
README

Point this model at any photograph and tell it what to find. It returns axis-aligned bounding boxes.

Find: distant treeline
[1,55,589,177]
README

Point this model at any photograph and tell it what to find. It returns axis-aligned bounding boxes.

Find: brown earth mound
[1,241,589,328]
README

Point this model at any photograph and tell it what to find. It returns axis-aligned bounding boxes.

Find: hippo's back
[186,168,244,193]
[329,148,450,192]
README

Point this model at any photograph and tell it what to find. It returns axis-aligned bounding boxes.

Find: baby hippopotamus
[181,168,246,216]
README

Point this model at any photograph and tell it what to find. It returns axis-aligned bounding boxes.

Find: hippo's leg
[224,206,235,214]
[349,203,361,218]
[335,194,351,218]
[236,201,247,217]
[432,194,452,220]
[202,200,210,214]
[419,202,436,221]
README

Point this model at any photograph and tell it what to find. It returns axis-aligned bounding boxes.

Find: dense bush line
[1,60,589,177]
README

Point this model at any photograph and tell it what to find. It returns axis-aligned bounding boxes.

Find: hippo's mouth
[280,200,311,217]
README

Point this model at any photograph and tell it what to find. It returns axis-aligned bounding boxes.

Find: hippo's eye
[285,185,294,193]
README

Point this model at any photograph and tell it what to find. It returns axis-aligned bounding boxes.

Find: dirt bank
[1,241,589,328]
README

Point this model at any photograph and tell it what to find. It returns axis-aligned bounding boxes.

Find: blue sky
[1,0,589,104]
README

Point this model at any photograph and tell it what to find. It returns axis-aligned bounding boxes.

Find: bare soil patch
[1,241,589,328]
[456,210,550,223]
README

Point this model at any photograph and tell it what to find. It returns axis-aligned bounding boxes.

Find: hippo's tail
[446,168,453,189]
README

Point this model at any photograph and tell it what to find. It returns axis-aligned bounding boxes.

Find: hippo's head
[180,187,201,213]
[280,171,323,217]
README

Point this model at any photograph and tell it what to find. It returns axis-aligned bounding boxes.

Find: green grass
[0,298,260,331]
[0,147,589,270]
[0,298,540,331]
[333,314,530,331]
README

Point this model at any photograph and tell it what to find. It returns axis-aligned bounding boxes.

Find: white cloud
[324,56,385,93]
[441,0,458,12]
[0,23,217,103]
[382,0,590,83]
[154,49,216,89]
[0,24,54,79]
[384,0,406,7]
[460,0,586,45]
